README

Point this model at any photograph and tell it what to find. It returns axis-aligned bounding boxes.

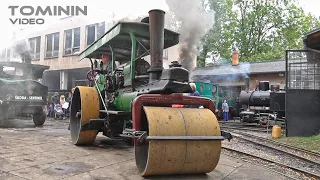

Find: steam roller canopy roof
[79,21,180,63]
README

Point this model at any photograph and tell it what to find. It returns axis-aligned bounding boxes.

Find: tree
[198,0,237,67]
[199,0,320,66]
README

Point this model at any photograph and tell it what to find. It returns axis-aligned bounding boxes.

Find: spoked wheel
[70,86,100,145]
[86,70,98,81]
[135,107,222,176]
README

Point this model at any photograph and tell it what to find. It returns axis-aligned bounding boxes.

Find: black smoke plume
[165,0,213,71]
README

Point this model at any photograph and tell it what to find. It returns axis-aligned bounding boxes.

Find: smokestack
[244,77,249,91]
[259,81,270,91]
[232,51,239,66]
[148,9,165,83]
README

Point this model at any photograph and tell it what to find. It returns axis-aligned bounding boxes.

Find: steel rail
[220,126,269,132]
[232,134,320,166]
[222,147,320,180]
[231,131,320,158]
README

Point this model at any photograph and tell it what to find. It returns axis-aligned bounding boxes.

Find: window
[45,32,59,58]
[86,22,105,46]
[164,49,168,59]
[64,27,80,55]
[6,49,10,61]
[0,49,5,60]
[28,36,41,60]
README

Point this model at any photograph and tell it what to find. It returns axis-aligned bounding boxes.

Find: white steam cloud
[165,0,214,71]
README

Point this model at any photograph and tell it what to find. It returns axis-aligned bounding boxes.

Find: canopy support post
[129,31,137,91]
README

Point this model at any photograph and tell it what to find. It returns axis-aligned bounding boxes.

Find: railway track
[220,126,269,132]
[222,130,320,180]
[222,147,320,180]
[231,131,320,159]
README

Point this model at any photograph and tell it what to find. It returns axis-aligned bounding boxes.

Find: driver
[100,54,113,74]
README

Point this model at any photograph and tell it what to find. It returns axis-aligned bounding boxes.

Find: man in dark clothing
[189,83,200,96]
[50,92,59,118]
[184,83,201,108]
[51,92,60,104]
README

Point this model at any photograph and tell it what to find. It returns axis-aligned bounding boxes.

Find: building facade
[0,16,181,90]
[192,59,286,93]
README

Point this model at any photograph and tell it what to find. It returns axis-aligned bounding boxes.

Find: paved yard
[0,119,291,180]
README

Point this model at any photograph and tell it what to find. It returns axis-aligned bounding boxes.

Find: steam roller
[70,9,232,177]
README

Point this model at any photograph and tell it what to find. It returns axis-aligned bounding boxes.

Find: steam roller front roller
[135,106,222,176]
[70,86,100,145]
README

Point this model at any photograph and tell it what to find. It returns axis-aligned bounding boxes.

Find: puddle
[43,162,94,175]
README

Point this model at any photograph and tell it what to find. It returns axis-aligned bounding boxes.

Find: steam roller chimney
[148,9,165,83]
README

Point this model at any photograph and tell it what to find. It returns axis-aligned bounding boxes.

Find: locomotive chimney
[148,9,165,83]
[232,51,239,66]
[244,77,249,91]
[259,81,270,91]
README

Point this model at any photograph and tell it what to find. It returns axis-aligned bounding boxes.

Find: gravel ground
[222,136,320,180]
[232,132,320,163]
[221,148,312,180]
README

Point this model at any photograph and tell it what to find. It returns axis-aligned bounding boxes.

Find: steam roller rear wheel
[70,86,100,145]
[135,107,221,176]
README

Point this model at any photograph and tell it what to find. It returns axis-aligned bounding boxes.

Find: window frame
[64,27,81,56]
[28,36,41,61]
[45,32,60,59]
[163,49,169,59]
[86,22,105,46]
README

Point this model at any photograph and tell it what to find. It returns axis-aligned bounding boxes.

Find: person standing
[66,92,73,118]
[68,89,75,130]
[222,100,229,121]
[50,92,59,118]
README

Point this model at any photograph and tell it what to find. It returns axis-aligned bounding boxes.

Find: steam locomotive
[238,80,285,126]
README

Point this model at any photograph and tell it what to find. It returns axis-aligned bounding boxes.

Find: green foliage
[276,134,320,153]
[198,0,320,66]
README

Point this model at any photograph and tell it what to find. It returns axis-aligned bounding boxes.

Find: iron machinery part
[32,107,46,126]
[70,86,100,145]
[135,107,222,176]
[131,94,229,176]
[86,70,99,81]
[239,90,270,107]
[244,77,249,91]
[259,81,270,91]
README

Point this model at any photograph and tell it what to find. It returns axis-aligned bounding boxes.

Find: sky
[298,0,320,17]
[0,0,319,50]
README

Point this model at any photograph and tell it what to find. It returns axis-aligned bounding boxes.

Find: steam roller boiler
[238,81,285,125]
[69,9,232,177]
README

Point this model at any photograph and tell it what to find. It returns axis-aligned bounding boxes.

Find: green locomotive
[194,82,238,120]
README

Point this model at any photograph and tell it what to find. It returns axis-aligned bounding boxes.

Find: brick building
[191,59,286,92]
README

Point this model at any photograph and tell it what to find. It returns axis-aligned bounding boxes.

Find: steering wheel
[86,70,99,81]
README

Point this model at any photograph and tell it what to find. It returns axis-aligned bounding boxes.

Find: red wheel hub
[86,70,98,81]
